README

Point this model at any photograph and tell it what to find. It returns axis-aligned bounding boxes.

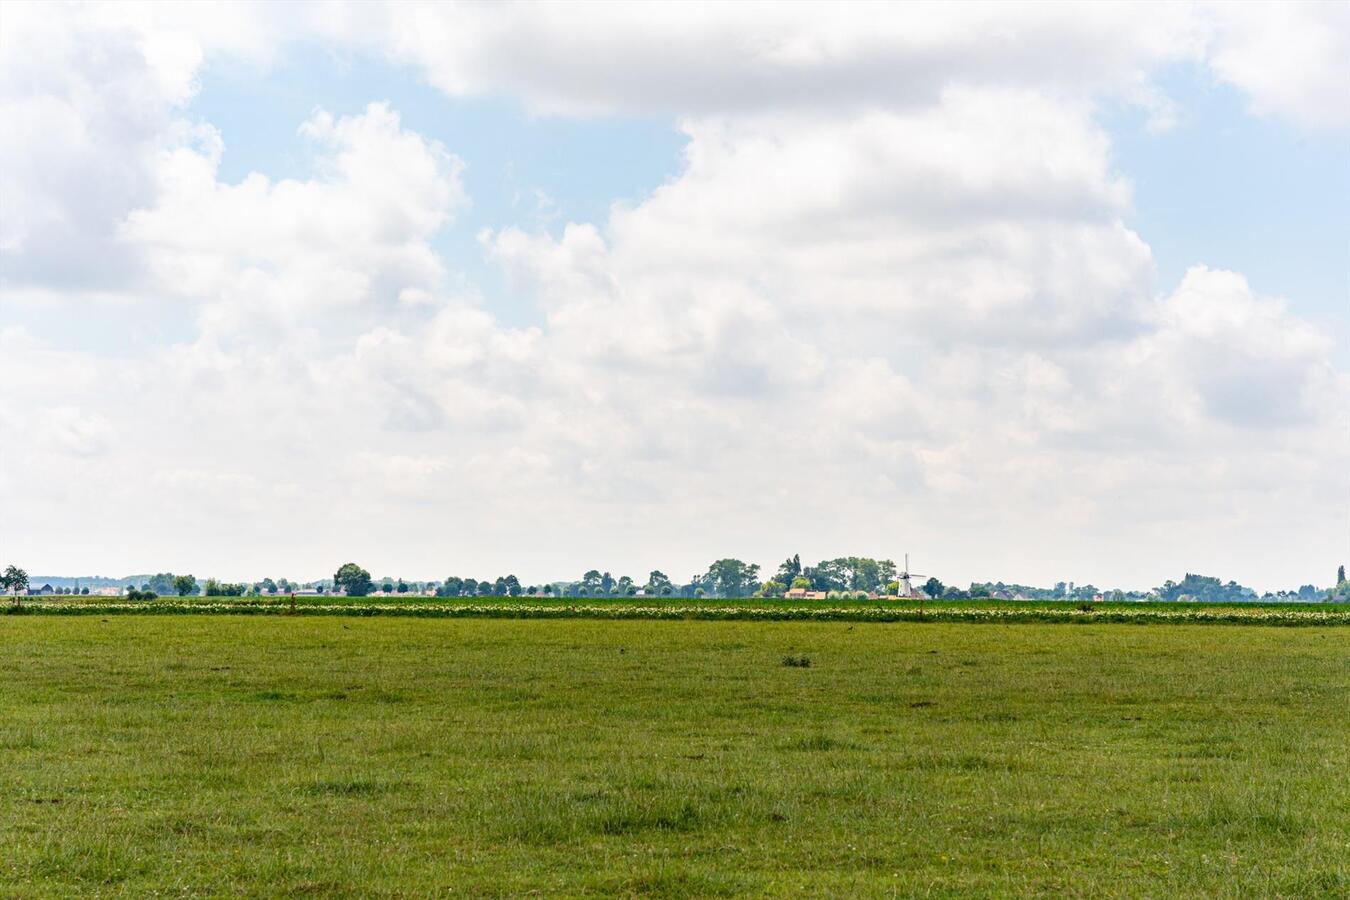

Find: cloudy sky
[2,1,1347,591]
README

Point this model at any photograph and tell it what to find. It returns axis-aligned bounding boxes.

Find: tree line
[5,559,1347,604]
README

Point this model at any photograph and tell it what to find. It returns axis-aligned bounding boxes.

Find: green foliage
[803,557,896,592]
[704,559,760,598]
[1158,573,1254,603]
[146,573,176,595]
[758,579,785,598]
[2,564,29,599]
[923,577,944,598]
[171,575,197,597]
[334,563,374,598]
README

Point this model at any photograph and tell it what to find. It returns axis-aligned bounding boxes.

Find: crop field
[3,617,1348,897]
[14,594,1350,626]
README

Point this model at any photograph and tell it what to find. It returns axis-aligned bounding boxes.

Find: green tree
[396,580,409,594]
[775,555,802,586]
[790,576,810,590]
[2,565,29,604]
[172,574,198,596]
[759,578,786,598]
[333,563,374,597]
[504,575,522,597]
[923,577,944,598]
[147,573,175,595]
[645,570,672,595]
[581,570,602,595]
[704,559,761,598]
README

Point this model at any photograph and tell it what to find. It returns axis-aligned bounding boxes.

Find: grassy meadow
[2,616,1348,897]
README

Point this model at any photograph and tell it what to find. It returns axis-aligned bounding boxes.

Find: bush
[126,589,158,601]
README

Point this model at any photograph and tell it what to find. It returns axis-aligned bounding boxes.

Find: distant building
[27,584,54,596]
[784,589,829,600]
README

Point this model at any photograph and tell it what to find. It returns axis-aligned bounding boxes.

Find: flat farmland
[2,617,1347,897]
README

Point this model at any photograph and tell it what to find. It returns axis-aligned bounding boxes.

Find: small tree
[334,563,374,597]
[3,565,29,606]
[172,574,198,596]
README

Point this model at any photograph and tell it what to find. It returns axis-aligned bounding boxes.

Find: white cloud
[1,1,1346,591]
[1201,1,1350,129]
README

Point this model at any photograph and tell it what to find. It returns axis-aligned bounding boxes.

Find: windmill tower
[896,553,925,598]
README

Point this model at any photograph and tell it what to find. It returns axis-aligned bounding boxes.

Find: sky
[1,1,1347,592]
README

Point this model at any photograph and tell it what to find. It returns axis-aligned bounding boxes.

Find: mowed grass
[1,618,1347,897]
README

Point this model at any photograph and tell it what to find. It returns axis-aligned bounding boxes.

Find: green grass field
[3,617,1347,897]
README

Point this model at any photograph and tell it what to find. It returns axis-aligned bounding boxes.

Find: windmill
[896,553,925,598]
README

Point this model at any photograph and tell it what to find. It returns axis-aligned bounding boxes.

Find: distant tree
[923,577,944,598]
[396,580,409,594]
[790,576,810,590]
[80,587,89,595]
[172,574,198,596]
[543,584,553,596]
[333,563,374,597]
[806,560,846,592]
[943,586,968,600]
[381,582,393,594]
[2,565,29,604]
[1339,565,1346,584]
[1156,573,1254,603]
[147,573,175,595]
[775,555,802,587]
[759,578,785,598]
[969,584,991,599]
[601,572,615,593]
[704,559,760,598]
[505,575,522,597]
[581,570,602,595]
[694,587,706,598]
[645,571,672,595]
